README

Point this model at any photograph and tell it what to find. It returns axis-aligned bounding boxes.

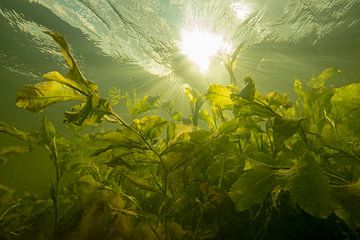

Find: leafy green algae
[1,32,360,239]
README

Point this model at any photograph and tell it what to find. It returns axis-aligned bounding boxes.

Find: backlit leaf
[45,31,97,95]
[231,95,279,118]
[64,95,112,126]
[16,81,84,112]
[130,95,160,115]
[92,129,146,155]
[206,84,233,109]
[331,83,360,122]
[309,68,340,89]
[133,116,168,140]
[43,71,89,96]
[229,167,277,211]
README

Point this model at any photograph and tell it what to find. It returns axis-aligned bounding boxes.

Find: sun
[179,27,230,72]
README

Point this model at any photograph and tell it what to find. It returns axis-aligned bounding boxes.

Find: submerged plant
[0,32,360,240]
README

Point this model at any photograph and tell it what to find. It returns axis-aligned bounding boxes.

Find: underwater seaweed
[1,32,360,240]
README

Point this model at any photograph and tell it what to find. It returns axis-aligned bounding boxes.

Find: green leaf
[16,81,84,112]
[273,117,302,153]
[335,179,360,229]
[166,123,194,144]
[40,116,56,144]
[231,96,279,118]
[133,116,168,140]
[92,129,146,155]
[45,31,97,95]
[246,152,275,167]
[79,174,102,188]
[0,122,32,142]
[331,83,360,122]
[238,77,255,101]
[206,84,233,109]
[125,174,158,192]
[280,151,338,218]
[265,92,291,109]
[0,145,30,163]
[43,71,90,96]
[217,118,240,134]
[309,68,340,89]
[130,95,160,115]
[184,87,197,104]
[64,95,112,126]
[199,110,216,129]
[163,142,198,172]
[228,167,277,211]
[331,83,360,111]
[331,83,360,134]
[185,88,205,126]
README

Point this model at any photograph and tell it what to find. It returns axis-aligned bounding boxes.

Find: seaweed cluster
[1,32,360,240]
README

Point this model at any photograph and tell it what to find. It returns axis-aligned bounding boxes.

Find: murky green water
[1,0,360,239]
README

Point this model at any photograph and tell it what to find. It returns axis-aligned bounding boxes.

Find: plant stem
[51,140,60,240]
[193,208,203,240]
[111,110,169,239]
[163,172,168,240]
[121,193,162,240]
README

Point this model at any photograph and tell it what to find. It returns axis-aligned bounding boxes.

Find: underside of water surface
[1,1,360,239]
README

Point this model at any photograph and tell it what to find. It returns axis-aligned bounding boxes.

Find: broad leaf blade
[229,167,277,211]
[331,83,360,135]
[335,179,360,229]
[280,151,338,218]
[133,116,168,140]
[16,81,84,112]
[206,84,233,109]
[45,31,97,95]
[273,117,302,153]
[64,95,112,126]
[43,71,89,96]
[163,142,198,172]
[309,68,340,89]
[238,77,255,101]
[92,129,146,155]
[231,96,279,118]
[125,174,158,192]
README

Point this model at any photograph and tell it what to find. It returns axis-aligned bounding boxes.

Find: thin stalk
[225,60,237,86]
[193,208,203,240]
[111,111,162,159]
[46,137,60,240]
[0,204,18,221]
[265,119,274,154]
[51,153,60,240]
[323,171,350,185]
[121,193,162,240]
[163,172,168,240]
[238,139,243,155]
[111,110,169,239]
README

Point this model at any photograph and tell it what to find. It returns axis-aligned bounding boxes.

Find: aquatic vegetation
[1,32,360,240]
